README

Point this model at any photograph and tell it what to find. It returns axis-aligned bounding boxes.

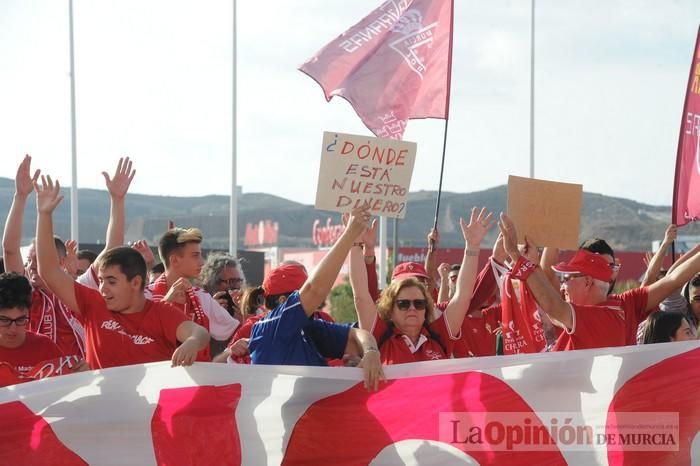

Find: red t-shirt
[453,305,500,358]
[0,332,64,376]
[609,287,650,345]
[29,288,85,358]
[372,313,459,365]
[552,301,626,351]
[73,282,189,369]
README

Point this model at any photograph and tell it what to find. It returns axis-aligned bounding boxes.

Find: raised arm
[100,157,135,255]
[361,219,380,301]
[666,242,700,274]
[424,228,439,296]
[499,213,574,329]
[540,246,561,291]
[641,224,676,286]
[34,176,80,313]
[2,155,40,274]
[299,206,369,316]
[436,262,451,304]
[350,239,380,331]
[647,246,700,311]
[444,208,494,335]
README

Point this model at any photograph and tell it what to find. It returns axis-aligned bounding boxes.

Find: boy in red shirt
[34,176,209,369]
[0,272,86,386]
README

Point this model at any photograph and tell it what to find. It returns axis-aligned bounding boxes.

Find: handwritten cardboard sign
[315,131,417,219]
[507,175,583,249]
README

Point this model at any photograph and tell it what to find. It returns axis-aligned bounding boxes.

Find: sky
[0,0,699,208]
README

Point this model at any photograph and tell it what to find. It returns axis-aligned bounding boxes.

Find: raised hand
[361,218,378,249]
[131,240,155,268]
[492,232,507,264]
[460,207,494,248]
[64,239,79,278]
[427,227,439,251]
[16,154,40,198]
[102,157,135,200]
[662,224,678,246]
[345,205,372,240]
[33,175,64,214]
[438,262,450,279]
[498,213,521,261]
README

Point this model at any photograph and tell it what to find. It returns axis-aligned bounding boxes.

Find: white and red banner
[2,342,700,465]
[300,0,453,140]
[672,26,700,226]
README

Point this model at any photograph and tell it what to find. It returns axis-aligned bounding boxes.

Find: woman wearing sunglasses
[349,207,494,364]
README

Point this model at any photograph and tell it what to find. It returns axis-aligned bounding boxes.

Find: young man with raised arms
[34,175,209,369]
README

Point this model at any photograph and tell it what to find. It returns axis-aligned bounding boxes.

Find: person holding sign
[498,213,700,351]
[349,207,494,364]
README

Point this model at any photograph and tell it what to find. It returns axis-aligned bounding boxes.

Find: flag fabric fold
[300,0,454,139]
[672,26,700,226]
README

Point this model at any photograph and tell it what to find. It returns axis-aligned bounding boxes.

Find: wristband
[364,348,379,354]
[511,256,538,281]
[465,249,479,257]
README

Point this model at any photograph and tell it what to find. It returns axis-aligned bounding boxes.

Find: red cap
[262,264,308,296]
[551,250,613,282]
[391,262,430,281]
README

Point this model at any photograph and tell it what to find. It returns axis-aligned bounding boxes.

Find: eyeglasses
[559,274,586,284]
[395,299,427,311]
[218,278,244,288]
[0,316,29,327]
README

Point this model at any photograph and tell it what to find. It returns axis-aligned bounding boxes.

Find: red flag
[672,26,700,226]
[300,0,454,140]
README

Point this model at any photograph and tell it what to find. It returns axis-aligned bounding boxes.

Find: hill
[0,177,696,251]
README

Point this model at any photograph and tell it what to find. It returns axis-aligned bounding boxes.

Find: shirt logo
[100,319,155,345]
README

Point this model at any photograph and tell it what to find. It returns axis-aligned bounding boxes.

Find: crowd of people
[1,155,698,390]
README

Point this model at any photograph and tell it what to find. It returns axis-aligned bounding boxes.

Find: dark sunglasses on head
[396,299,427,311]
[0,316,29,327]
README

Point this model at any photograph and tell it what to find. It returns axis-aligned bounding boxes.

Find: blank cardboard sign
[507,175,582,249]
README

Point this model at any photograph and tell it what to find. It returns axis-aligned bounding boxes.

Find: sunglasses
[395,299,427,311]
[0,316,29,327]
[218,278,244,288]
[559,274,586,284]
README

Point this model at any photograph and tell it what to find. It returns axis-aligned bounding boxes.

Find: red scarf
[149,275,211,361]
[0,355,81,387]
[500,274,545,355]
[30,289,86,358]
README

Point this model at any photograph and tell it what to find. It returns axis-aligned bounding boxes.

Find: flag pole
[431,118,450,233]
[529,0,536,179]
[68,0,79,245]
[431,0,455,239]
[229,0,238,256]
